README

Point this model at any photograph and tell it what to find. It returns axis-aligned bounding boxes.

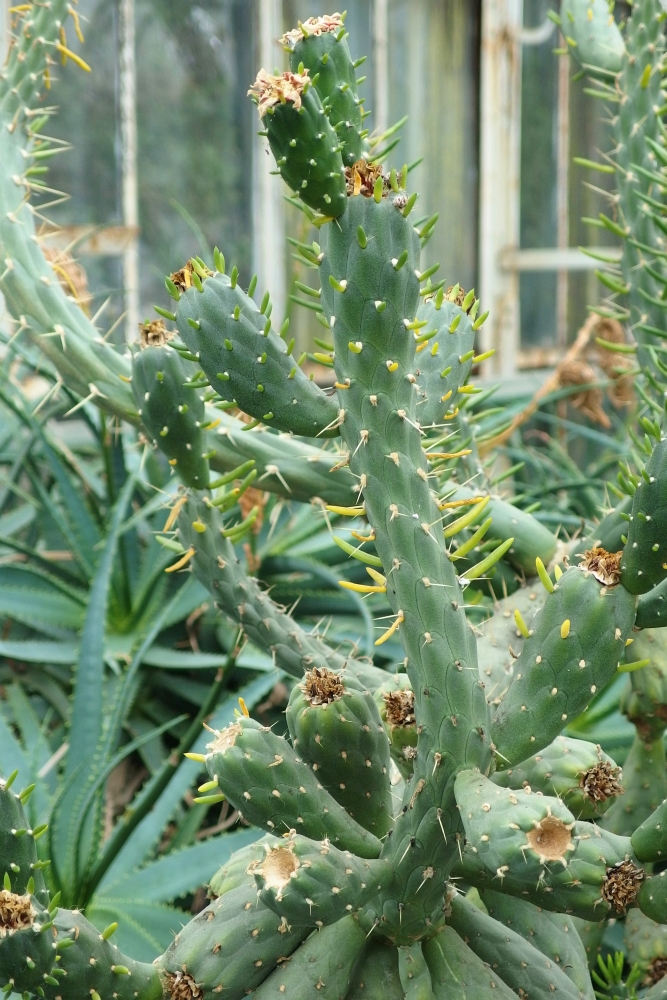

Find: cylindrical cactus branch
[316,188,492,939]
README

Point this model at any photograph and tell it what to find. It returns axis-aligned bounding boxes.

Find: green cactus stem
[321,183,492,942]
[203,715,383,858]
[286,667,393,836]
[42,907,162,1000]
[476,583,548,710]
[413,291,476,429]
[479,888,593,998]
[621,439,667,594]
[252,914,368,999]
[455,769,646,921]
[249,834,392,928]
[156,882,308,1000]
[624,909,667,988]
[632,798,667,863]
[176,492,385,690]
[637,579,667,628]
[447,893,591,1000]
[131,328,210,489]
[249,68,347,218]
[0,774,48,905]
[602,734,667,836]
[560,0,625,75]
[175,267,339,437]
[491,555,637,767]
[422,924,518,999]
[397,940,436,998]
[283,14,364,168]
[208,835,276,899]
[346,941,404,1000]
[491,735,623,819]
[608,0,667,396]
[619,628,667,741]
[442,483,558,574]
[0,890,57,995]
[638,871,667,925]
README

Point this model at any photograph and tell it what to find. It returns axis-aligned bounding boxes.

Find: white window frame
[478,0,609,378]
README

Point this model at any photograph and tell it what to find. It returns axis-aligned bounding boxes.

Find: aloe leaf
[93,670,278,894]
[50,475,136,896]
[70,713,188,884]
[0,570,84,637]
[84,899,189,962]
[0,532,84,586]
[66,474,136,776]
[38,434,102,566]
[5,684,57,802]
[97,828,259,906]
[0,702,31,787]
[0,502,36,536]
[0,561,86,603]
[0,639,78,663]
[25,463,95,578]
[140,647,236,670]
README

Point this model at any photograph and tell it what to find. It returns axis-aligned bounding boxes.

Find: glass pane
[388,0,480,293]
[520,0,558,350]
[44,0,255,336]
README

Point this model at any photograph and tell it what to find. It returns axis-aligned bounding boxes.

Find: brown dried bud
[301,667,345,706]
[602,858,645,914]
[248,69,310,118]
[578,547,622,586]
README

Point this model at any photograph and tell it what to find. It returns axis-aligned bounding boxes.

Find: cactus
[625,909,667,990]
[285,667,393,836]
[491,735,623,819]
[202,715,383,858]
[173,264,340,437]
[0,890,57,996]
[282,14,365,168]
[0,774,48,906]
[491,553,637,767]
[561,0,625,74]
[132,324,211,488]
[6,6,667,1000]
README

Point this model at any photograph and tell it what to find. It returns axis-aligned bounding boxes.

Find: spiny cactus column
[0,771,161,999]
[316,178,492,940]
[566,0,667,399]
